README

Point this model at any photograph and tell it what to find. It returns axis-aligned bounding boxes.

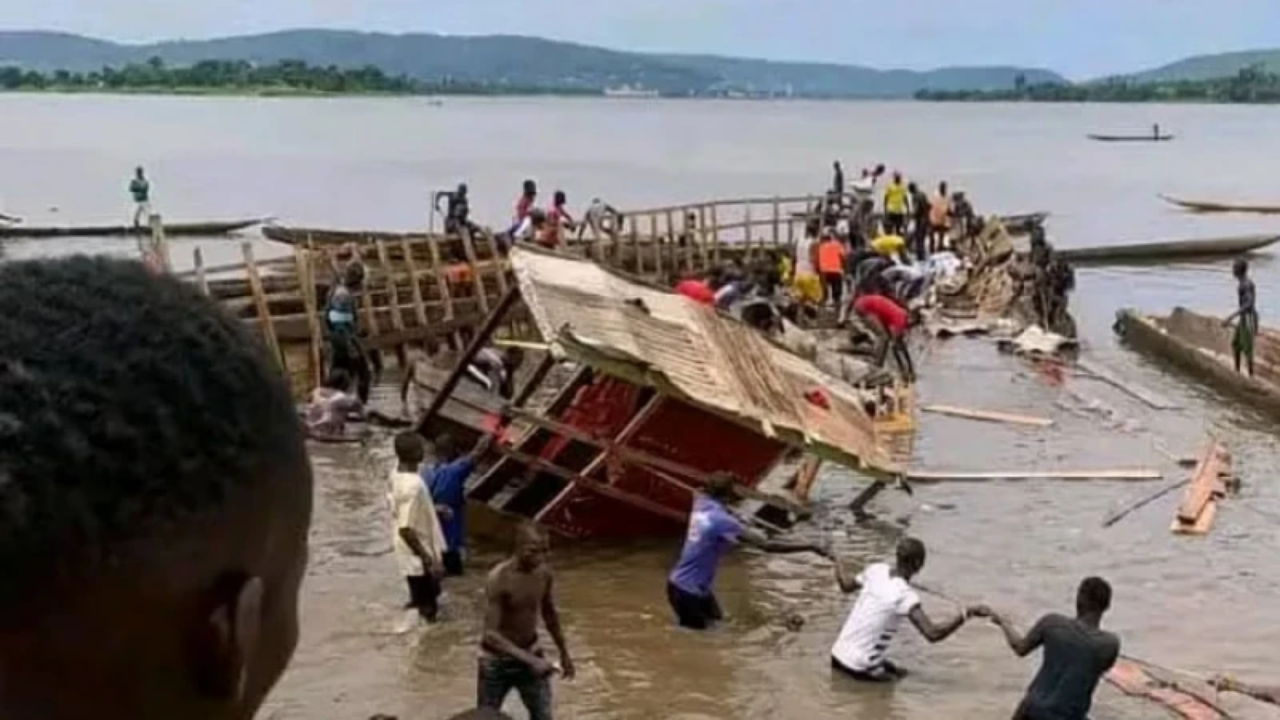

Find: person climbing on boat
[514,179,538,226]
[465,345,526,400]
[851,292,916,382]
[816,231,848,308]
[929,181,951,254]
[325,255,375,404]
[1223,257,1258,377]
[978,576,1120,720]
[510,208,547,247]
[541,191,576,249]
[882,172,909,236]
[426,432,495,578]
[830,538,976,682]
[305,369,365,439]
[832,160,845,197]
[436,182,476,236]
[578,197,624,241]
[389,432,448,624]
[908,181,930,258]
[129,166,151,229]
[478,523,575,720]
[668,472,829,630]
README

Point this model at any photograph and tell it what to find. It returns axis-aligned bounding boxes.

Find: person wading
[978,577,1120,720]
[479,524,574,720]
[667,472,829,630]
[389,432,448,624]
[129,166,151,228]
[830,538,977,681]
[1224,257,1258,377]
[0,256,313,720]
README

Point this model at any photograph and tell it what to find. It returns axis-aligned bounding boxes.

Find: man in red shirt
[542,190,576,249]
[675,271,717,306]
[852,293,915,381]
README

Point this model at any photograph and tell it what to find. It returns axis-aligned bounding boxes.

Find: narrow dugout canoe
[1058,234,1280,265]
[1087,133,1175,142]
[1159,194,1280,215]
[1114,307,1280,418]
[0,218,266,240]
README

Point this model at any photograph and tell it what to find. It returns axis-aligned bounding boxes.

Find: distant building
[604,84,660,98]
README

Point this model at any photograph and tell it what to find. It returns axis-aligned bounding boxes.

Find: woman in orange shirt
[816,233,848,307]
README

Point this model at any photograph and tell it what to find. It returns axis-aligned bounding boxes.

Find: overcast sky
[5,0,1278,79]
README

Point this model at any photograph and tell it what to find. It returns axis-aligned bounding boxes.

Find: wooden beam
[193,246,208,296]
[415,286,521,436]
[426,235,454,321]
[908,468,1161,483]
[460,229,490,315]
[376,240,406,336]
[511,353,556,409]
[648,213,662,280]
[294,245,323,389]
[921,404,1053,428]
[399,238,429,328]
[771,197,781,247]
[630,215,644,276]
[242,242,282,368]
[709,204,721,264]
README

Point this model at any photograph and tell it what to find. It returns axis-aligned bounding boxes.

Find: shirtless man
[479,524,574,720]
[1224,257,1258,377]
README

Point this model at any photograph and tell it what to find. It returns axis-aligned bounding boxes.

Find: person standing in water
[667,472,829,630]
[389,432,448,623]
[479,523,574,720]
[129,166,151,228]
[426,433,494,577]
[1224,257,1258,377]
[979,577,1120,720]
[830,538,976,681]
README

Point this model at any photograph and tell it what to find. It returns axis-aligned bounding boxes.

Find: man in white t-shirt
[830,537,975,681]
[389,432,449,623]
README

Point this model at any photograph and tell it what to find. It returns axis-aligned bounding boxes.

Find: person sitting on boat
[129,166,151,229]
[579,197,624,241]
[831,538,976,682]
[977,576,1120,720]
[325,256,374,404]
[851,292,916,382]
[1224,257,1258,377]
[465,345,526,400]
[540,191,576,249]
[305,369,365,439]
[435,182,476,236]
[668,472,829,630]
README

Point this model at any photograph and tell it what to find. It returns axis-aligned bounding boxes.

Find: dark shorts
[831,656,902,683]
[667,581,723,630]
[406,574,441,622]
[442,549,465,577]
[478,653,552,720]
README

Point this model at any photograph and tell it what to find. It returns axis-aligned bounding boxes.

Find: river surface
[2,96,1279,720]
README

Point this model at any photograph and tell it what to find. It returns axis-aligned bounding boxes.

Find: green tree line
[916,65,1280,103]
[0,57,599,96]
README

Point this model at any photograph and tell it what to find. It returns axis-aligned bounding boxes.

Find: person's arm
[907,603,966,644]
[540,574,575,679]
[740,526,828,557]
[465,432,495,465]
[482,568,554,673]
[398,527,436,572]
[991,613,1047,657]
[833,561,863,594]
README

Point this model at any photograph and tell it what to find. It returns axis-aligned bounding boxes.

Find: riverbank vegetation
[0,57,598,97]
[916,65,1280,103]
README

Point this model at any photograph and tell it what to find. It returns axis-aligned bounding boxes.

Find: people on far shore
[129,166,151,228]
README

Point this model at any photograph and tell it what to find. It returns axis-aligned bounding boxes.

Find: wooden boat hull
[263,225,422,246]
[1114,307,1280,418]
[1087,134,1174,142]
[1059,234,1280,265]
[997,211,1048,236]
[1159,194,1280,215]
[0,219,265,239]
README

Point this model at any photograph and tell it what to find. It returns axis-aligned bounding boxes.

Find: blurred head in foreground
[0,257,312,720]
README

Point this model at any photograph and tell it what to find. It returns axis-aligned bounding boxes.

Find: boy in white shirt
[389,432,449,622]
[830,537,976,681]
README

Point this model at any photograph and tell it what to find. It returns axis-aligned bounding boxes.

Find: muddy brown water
[4,96,1280,719]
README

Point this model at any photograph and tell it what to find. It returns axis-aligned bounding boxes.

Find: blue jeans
[478,653,552,720]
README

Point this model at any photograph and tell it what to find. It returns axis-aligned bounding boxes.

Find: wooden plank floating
[1171,440,1231,536]
[908,469,1162,483]
[922,404,1054,427]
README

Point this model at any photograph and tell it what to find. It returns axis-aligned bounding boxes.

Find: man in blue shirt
[668,472,829,630]
[424,433,493,577]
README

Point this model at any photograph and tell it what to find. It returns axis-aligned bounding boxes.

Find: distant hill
[0,29,1063,98]
[1120,49,1280,83]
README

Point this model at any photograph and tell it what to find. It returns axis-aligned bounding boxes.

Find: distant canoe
[1159,194,1280,215]
[0,218,266,240]
[1087,133,1175,142]
[998,211,1049,235]
[1058,233,1280,265]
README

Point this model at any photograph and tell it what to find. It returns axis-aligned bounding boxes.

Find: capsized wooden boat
[1114,307,1280,418]
[0,218,266,239]
[1087,133,1175,142]
[1159,194,1280,215]
[1058,234,1280,265]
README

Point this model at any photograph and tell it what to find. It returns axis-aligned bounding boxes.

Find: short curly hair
[0,257,306,608]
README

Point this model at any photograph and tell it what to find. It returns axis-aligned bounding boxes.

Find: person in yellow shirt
[883,172,908,236]
[929,181,952,254]
[871,232,907,260]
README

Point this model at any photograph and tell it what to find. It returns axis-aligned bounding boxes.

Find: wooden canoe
[0,218,266,240]
[1087,133,1175,142]
[997,211,1049,236]
[262,224,422,246]
[1058,234,1280,265]
[1115,307,1280,418]
[1159,194,1280,215]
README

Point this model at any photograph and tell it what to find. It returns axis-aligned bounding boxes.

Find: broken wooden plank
[1076,358,1179,410]
[922,404,1053,428]
[1172,440,1230,535]
[908,469,1161,483]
